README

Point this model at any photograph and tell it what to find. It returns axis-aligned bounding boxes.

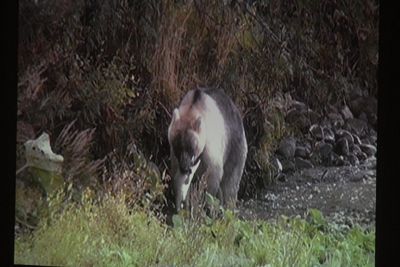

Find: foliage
[100,142,167,212]
[15,192,375,266]
[15,141,166,233]
[17,0,379,197]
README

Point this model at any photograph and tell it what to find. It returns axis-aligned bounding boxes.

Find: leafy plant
[15,195,375,267]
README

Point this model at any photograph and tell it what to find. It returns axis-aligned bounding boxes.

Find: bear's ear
[171,108,180,124]
[192,116,202,133]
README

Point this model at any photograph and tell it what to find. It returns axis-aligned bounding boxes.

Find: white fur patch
[168,108,180,143]
[181,159,201,202]
[199,95,226,166]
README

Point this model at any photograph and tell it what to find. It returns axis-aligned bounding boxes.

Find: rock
[309,124,324,140]
[316,142,333,158]
[351,144,362,154]
[345,118,367,137]
[320,118,332,128]
[370,127,377,136]
[313,186,321,194]
[348,154,360,166]
[370,114,377,126]
[277,137,296,159]
[332,154,346,166]
[326,103,339,114]
[341,105,354,120]
[349,96,377,124]
[24,132,64,173]
[368,113,377,128]
[348,87,365,100]
[360,144,377,157]
[335,129,354,145]
[362,135,376,146]
[323,128,335,143]
[335,138,350,156]
[350,172,364,182]
[338,158,347,166]
[295,146,310,158]
[24,132,64,195]
[328,112,345,126]
[295,157,314,169]
[364,170,375,179]
[264,193,278,201]
[361,138,372,145]
[350,144,368,162]
[358,112,368,123]
[281,159,295,173]
[328,152,342,166]
[310,152,321,165]
[277,173,286,182]
[348,97,364,117]
[353,134,362,145]
[363,97,378,118]
[286,108,301,122]
[368,129,377,143]
[340,159,350,166]
[357,152,368,162]
[364,156,376,169]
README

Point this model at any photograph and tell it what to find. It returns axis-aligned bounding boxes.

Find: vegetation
[15,189,375,266]
[17,0,378,196]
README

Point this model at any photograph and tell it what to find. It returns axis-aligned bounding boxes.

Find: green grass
[15,193,375,267]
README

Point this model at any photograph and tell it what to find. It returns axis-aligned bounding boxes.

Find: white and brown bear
[168,88,247,211]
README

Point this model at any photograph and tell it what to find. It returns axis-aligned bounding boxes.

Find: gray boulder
[281,159,296,173]
[323,127,335,143]
[345,118,368,137]
[277,137,296,159]
[341,105,354,120]
[360,144,377,157]
[315,141,333,159]
[336,129,354,145]
[348,154,360,166]
[335,138,350,156]
[295,157,314,169]
[357,151,368,161]
[351,144,362,155]
[353,134,362,145]
[295,146,310,159]
[327,112,345,128]
[349,96,377,126]
[309,124,324,140]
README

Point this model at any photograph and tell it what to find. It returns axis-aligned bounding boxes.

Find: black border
[2,0,17,266]
[376,1,399,266]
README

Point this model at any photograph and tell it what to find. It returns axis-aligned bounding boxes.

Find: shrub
[15,192,375,267]
[17,0,378,205]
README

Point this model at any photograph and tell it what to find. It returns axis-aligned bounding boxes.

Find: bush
[17,0,378,209]
[15,192,375,266]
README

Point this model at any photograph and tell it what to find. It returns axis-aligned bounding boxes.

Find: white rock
[24,132,64,173]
